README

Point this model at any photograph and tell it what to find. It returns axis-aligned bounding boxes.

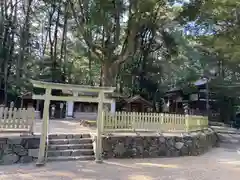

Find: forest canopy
[0,0,240,104]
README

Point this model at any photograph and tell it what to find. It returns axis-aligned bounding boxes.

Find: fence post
[197,116,201,131]
[29,107,35,135]
[160,113,164,132]
[206,116,209,129]
[101,111,105,133]
[185,114,189,132]
[0,107,4,128]
[132,112,135,131]
[10,101,14,109]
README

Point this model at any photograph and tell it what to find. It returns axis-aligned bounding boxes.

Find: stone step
[48,149,94,157]
[218,133,240,144]
[48,143,93,151]
[48,138,92,145]
[220,139,240,144]
[47,155,95,162]
[49,134,90,139]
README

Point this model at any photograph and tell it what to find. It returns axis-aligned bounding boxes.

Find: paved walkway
[211,126,240,134]
[34,119,95,135]
[0,120,95,137]
[0,143,240,180]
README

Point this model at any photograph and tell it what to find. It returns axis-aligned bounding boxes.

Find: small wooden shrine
[121,95,153,112]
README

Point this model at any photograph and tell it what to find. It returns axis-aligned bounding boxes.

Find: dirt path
[0,143,240,180]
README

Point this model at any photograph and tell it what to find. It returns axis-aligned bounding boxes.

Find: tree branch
[113,0,138,66]
[70,0,103,61]
[112,0,121,51]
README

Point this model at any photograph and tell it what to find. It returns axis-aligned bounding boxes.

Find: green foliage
[0,0,240,107]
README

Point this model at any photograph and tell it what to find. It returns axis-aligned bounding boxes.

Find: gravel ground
[0,143,240,180]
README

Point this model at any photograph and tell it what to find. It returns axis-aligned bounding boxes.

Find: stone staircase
[217,132,240,144]
[47,134,95,162]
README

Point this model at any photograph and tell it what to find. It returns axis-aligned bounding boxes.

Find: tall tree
[70,0,180,86]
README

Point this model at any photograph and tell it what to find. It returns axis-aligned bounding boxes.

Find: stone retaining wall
[102,129,219,159]
[0,136,40,165]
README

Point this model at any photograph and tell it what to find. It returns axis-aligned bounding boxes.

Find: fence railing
[103,111,208,133]
[0,107,35,134]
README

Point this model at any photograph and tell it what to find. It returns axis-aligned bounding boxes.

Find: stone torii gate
[31,80,116,166]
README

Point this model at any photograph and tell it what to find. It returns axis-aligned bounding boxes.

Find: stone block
[191,132,198,137]
[158,143,167,156]
[0,138,7,145]
[166,138,175,148]
[61,151,71,156]
[158,149,166,156]
[48,151,61,157]
[180,145,189,156]
[49,134,67,139]
[19,156,33,163]
[24,138,40,149]
[175,142,184,150]
[172,150,180,157]
[28,149,39,158]
[131,147,137,156]
[66,134,73,139]
[134,136,144,144]
[185,140,193,150]
[142,149,150,157]
[113,143,126,157]
[57,134,67,139]
[159,136,166,143]
[125,137,134,145]
[125,149,134,158]
[149,146,159,157]
[13,145,28,156]
[166,148,175,157]
[103,151,114,159]
[194,139,201,149]
[3,145,13,154]
[135,145,144,156]
[1,153,19,165]
[73,134,82,139]
[183,135,192,141]
[175,136,183,142]
[82,134,90,138]
[7,138,22,145]
[0,144,8,150]
[102,140,112,152]
[144,137,152,144]
[48,134,58,139]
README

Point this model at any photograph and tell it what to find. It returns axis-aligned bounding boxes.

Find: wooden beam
[32,94,114,104]
[31,80,116,93]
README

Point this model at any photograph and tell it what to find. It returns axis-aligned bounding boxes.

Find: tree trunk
[88,50,93,85]
[3,58,8,105]
[2,0,16,105]
[60,2,68,83]
[16,0,32,84]
[102,63,116,87]
[41,20,48,57]
[53,4,61,82]
[48,3,56,81]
